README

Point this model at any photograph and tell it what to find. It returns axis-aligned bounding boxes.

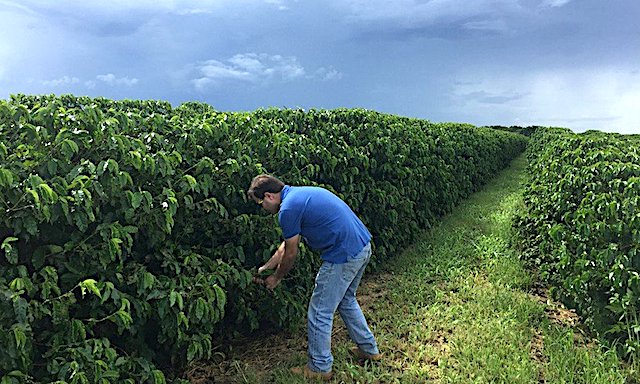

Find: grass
[197,154,639,383]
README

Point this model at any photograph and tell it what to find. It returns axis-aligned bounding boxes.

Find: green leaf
[119,171,133,187]
[152,370,166,384]
[109,238,123,260]
[235,246,245,263]
[106,159,119,174]
[176,291,184,310]
[80,278,101,298]
[123,225,138,234]
[171,150,183,164]
[177,311,189,328]
[132,192,143,209]
[129,151,142,170]
[9,277,24,292]
[12,325,26,349]
[169,291,178,307]
[142,272,154,290]
[13,298,28,323]
[146,290,166,301]
[61,139,79,160]
[187,342,198,362]
[195,298,205,321]
[213,285,226,314]
[101,370,120,379]
[22,216,38,236]
[142,191,153,210]
[27,188,40,207]
[2,237,19,264]
[6,370,26,378]
[47,159,58,176]
[37,183,58,204]
[116,310,133,329]
[182,175,197,192]
[0,168,14,187]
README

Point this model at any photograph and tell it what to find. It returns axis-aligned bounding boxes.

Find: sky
[1,0,639,134]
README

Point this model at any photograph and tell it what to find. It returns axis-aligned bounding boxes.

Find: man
[247,174,382,381]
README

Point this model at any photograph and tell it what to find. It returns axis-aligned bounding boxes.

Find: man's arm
[264,235,300,289]
[257,241,285,273]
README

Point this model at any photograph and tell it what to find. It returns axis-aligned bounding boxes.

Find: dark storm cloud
[1,0,639,133]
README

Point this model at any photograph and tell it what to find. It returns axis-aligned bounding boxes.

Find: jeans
[307,242,379,373]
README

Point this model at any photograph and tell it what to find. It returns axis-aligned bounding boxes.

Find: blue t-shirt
[278,185,371,264]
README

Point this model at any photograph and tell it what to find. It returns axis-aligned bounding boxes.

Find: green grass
[203,154,639,383]
[543,326,632,384]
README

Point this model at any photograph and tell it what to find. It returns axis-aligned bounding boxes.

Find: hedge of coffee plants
[0,94,527,383]
[516,128,640,359]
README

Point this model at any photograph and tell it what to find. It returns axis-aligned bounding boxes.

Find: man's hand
[252,274,281,290]
[253,237,298,290]
[263,274,282,290]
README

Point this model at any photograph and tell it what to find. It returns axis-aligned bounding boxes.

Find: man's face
[255,192,280,214]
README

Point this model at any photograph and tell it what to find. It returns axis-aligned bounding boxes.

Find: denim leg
[307,261,344,372]
[337,245,379,355]
[307,243,379,372]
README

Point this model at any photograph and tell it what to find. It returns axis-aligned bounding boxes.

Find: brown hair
[247,174,285,200]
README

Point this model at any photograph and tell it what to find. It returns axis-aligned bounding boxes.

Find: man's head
[247,174,284,214]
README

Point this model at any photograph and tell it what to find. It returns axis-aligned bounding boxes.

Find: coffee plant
[516,128,640,360]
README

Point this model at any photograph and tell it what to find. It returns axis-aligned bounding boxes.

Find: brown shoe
[290,365,333,381]
[349,347,383,361]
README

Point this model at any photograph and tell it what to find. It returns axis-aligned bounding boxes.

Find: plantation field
[0,95,526,383]
[1,94,639,383]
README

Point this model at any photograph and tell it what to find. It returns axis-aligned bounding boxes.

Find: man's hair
[247,174,285,200]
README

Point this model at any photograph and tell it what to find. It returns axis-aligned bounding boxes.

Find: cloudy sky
[1,0,639,134]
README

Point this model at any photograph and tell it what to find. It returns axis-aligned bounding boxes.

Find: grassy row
[206,154,638,383]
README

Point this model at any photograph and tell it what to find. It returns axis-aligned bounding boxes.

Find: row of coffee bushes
[0,94,527,383]
[516,128,640,358]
